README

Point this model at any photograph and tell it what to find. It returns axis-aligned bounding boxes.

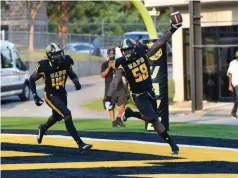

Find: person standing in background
[227,50,238,119]
[92,36,101,56]
[101,48,128,127]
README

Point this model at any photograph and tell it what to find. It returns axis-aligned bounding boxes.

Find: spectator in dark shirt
[101,48,128,127]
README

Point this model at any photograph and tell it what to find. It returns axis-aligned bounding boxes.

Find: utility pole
[189,0,203,112]
[101,19,104,36]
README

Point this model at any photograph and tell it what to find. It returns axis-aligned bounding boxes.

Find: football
[171,10,183,25]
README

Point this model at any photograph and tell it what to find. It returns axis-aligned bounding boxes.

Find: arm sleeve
[29,71,42,95]
[68,68,78,80]
[146,29,175,58]
[107,69,124,97]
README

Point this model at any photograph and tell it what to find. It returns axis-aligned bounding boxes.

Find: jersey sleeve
[35,61,45,74]
[64,55,74,69]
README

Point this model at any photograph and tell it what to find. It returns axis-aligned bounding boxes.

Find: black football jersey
[114,45,153,94]
[35,55,74,95]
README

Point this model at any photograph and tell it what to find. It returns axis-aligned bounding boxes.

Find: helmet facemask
[121,47,136,61]
[50,51,64,65]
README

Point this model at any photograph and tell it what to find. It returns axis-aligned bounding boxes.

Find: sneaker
[231,114,237,119]
[122,107,134,122]
[116,117,126,127]
[78,143,93,153]
[37,124,47,144]
[112,121,118,128]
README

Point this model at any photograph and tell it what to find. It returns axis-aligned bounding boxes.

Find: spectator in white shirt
[227,50,238,119]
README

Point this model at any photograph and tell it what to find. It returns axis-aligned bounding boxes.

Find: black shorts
[131,91,158,123]
[104,89,128,110]
[44,92,71,121]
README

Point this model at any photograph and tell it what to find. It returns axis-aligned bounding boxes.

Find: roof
[0,40,15,50]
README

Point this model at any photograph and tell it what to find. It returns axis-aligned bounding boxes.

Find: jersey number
[132,63,149,83]
[51,75,66,90]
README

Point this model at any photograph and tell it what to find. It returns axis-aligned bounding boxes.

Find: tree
[48,1,73,48]
[1,1,10,10]
[27,0,43,52]
[47,1,142,36]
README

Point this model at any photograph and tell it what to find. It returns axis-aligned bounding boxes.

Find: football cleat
[37,124,47,144]
[78,143,93,153]
[122,107,134,122]
[171,144,179,155]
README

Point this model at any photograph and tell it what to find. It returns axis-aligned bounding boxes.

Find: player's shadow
[2,142,238,178]
[1,142,180,164]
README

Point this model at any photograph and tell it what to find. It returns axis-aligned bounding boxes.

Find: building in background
[1,1,48,47]
[145,0,238,102]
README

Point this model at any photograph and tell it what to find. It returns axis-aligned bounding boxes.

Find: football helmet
[46,43,64,65]
[120,38,137,61]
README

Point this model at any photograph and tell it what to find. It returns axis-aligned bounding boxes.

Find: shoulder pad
[64,55,74,68]
[114,57,124,69]
[35,59,48,73]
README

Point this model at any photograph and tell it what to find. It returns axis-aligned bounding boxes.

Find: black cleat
[171,144,179,155]
[37,124,47,144]
[79,143,93,153]
[115,117,126,127]
[122,107,134,122]
[112,121,118,128]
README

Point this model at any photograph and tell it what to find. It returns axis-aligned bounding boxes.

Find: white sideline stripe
[2,133,238,152]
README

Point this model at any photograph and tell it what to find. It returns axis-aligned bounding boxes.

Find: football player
[29,43,92,153]
[105,11,183,154]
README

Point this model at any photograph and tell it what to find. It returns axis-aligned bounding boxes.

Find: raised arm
[147,28,176,58]
[147,10,183,58]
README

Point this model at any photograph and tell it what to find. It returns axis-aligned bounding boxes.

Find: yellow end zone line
[2,134,238,152]
[1,160,163,171]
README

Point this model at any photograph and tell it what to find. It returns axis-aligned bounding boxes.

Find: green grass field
[1,117,237,140]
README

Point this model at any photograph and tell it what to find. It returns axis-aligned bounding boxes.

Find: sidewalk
[169,100,233,115]
[168,101,238,125]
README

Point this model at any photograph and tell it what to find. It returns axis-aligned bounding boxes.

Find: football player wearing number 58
[29,43,92,153]
[105,10,183,154]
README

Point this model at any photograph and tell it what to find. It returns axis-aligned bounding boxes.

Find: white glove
[105,101,113,111]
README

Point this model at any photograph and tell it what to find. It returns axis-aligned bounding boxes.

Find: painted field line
[2,133,238,152]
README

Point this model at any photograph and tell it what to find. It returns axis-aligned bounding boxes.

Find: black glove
[74,81,81,90]
[33,93,44,106]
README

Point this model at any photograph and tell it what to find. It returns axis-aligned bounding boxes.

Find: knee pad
[64,114,72,121]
